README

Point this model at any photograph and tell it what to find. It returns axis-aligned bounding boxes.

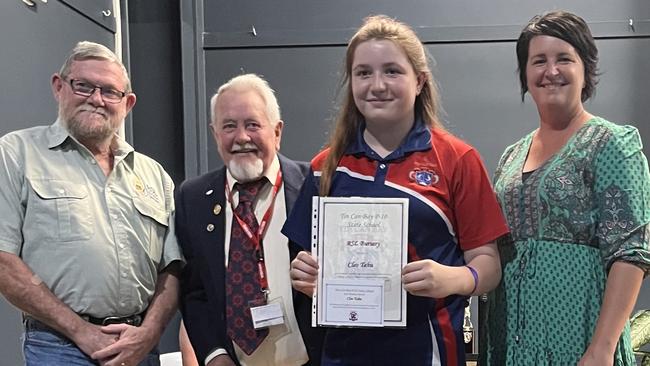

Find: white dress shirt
[205,156,309,366]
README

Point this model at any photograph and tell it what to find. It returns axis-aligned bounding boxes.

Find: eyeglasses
[66,78,127,104]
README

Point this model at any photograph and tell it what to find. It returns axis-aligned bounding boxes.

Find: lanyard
[225,170,283,292]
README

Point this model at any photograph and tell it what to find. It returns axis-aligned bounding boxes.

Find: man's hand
[69,321,118,358]
[91,263,180,365]
[207,354,237,366]
[290,251,318,297]
[90,323,157,366]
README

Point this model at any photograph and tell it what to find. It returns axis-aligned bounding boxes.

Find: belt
[78,312,145,326]
[23,312,145,332]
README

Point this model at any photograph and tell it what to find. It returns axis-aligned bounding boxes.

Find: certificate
[312,196,408,327]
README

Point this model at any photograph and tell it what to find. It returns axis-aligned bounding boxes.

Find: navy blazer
[176,154,321,365]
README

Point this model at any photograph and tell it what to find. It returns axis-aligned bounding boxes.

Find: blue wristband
[466,265,479,294]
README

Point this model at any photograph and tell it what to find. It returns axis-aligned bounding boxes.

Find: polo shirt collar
[344,117,432,160]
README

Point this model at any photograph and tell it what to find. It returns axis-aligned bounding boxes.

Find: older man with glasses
[0,41,183,366]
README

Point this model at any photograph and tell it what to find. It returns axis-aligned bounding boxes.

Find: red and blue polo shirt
[283,120,509,365]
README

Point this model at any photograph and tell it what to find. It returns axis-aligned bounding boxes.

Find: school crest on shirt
[409,168,439,186]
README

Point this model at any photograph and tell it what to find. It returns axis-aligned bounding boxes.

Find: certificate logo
[349,311,358,322]
[409,169,439,186]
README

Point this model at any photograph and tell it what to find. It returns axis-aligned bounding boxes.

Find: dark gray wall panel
[432,42,537,173]
[0,0,114,137]
[202,0,650,46]
[128,1,185,185]
[60,0,116,32]
[590,38,650,155]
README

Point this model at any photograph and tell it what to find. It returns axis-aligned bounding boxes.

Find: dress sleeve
[451,149,510,250]
[594,125,650,272]
[281,168,319,251]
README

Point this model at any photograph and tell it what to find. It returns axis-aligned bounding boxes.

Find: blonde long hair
[319,15,443,196]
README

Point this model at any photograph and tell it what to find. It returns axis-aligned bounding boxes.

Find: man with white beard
[0,41,182,366]
[176,74,322,366]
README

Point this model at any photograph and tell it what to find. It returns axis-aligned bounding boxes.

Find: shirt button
[58,189,65,194]
[91,160,97,165]
[379,164,386,169]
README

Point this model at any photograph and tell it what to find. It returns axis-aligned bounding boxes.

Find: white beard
[228,158,264,182]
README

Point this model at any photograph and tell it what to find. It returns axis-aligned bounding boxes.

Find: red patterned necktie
[225,179,269,355]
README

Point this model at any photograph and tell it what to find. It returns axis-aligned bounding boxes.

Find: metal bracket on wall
[22,0,46,6]
[58,0,116,33]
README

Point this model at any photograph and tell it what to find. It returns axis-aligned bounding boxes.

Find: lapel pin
[206,223,215,232]
[205,189,214,196]
[213,204,222,216]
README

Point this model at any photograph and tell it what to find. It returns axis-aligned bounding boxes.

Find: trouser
[23,317,160,366]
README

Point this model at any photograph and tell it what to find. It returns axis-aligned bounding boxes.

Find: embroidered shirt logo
[409,169,439,186]
[134,176,161,204]
[134,176,145,194]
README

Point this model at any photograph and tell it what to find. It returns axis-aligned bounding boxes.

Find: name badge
[250,302,285,329]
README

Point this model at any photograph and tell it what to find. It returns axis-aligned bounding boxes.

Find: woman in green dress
[482,10,650,365]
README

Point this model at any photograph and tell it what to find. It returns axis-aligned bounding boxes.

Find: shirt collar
[344,117,432,160]
[226,154,280,191]
[47,119,135,162]
[46,119,71,149]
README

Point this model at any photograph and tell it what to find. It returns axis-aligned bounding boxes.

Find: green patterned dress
[482,117,650,365]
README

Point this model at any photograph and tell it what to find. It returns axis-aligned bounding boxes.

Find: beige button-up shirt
[0,120,182,318]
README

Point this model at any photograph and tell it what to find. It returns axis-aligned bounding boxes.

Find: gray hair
[209,73,281,127]
[59,41,131,92]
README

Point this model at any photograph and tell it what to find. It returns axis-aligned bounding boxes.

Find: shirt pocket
[132,196,169,260]
[27,179,93,242]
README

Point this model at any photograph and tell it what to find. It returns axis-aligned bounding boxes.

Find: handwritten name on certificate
[312,197,408,328]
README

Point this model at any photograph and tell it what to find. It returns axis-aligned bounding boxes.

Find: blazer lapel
[198,168,228,299]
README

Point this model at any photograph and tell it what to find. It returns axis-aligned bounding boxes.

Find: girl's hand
[402,259,472,298]
[290,251,319,297]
